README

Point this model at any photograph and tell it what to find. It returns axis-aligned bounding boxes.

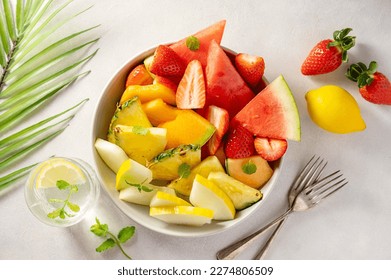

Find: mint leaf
[118,226,135,243]
[48,179,80,219]
[59,209,66,219]
[90,218,109,236]
[47,208,61,219]
[132,126,149,135]
[178,163,191,179]
[141,185,153,192]
[126,180,153,192]
[48,198,64,203]
[70,185,78,193]
[242,161,257,175]
[90,217,134,259]
[67,201,80,212]
[186,36,200,51]
[96,238,116,252]
[56,180,70,190]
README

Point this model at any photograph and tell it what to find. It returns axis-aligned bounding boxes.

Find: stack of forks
[217,156,348,260]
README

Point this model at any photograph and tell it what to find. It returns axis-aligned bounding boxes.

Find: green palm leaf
[0,162,38,191]
[0,0,100,191]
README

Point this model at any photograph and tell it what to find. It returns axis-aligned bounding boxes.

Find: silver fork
[254,156,326,259]
[216,156,348,260]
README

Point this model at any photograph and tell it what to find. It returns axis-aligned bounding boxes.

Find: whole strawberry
[346,61,391,105]
[301,28,355,75]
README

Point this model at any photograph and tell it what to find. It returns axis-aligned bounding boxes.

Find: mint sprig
[47,180,80,219]
[126,179,153,192]
[90,217,135,260]
[132,126,149,135]
[186,36,200,51]
[178,163,191,179]
[242,161,257,175]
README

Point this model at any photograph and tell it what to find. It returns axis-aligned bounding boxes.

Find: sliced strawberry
[254,137,287,161]
[235,53,265,90]
[176,60,206,109]
[125,64,154,87]
[206,105,229,155]
[149,45,186,78]
[154,75,178,92]
[225,125,255,159]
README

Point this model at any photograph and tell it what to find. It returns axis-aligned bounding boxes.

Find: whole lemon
[305,85,366,133]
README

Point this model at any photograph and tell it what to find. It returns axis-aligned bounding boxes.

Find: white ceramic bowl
[91,46,282,237]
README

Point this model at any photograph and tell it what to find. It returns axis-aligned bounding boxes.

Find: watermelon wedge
[205,40,255,118]
[232,75,301,141]
[170,20,226,68]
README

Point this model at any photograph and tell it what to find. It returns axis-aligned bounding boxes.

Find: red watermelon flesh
[205,40,255,118]
[170,20,226,68]
[232,75,301,141]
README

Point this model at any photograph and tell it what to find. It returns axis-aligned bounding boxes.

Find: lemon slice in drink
[35,158,86,189]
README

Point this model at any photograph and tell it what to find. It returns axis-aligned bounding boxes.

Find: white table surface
[1,0,391,260]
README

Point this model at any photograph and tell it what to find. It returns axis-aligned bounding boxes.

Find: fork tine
[294,157,327,192]
[306,170,342,194]
[307,159,328,186]
[291,155,316,188]
[291,156,318,190]
[308,171,348,204]
[317,180,348,201]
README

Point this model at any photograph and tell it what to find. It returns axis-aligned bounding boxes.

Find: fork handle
[216,209,292,260]
[253,218,287,259]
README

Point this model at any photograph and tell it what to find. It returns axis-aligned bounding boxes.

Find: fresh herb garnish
[186,36,200,51]
[178,163,191,179]
[242,161,257,175]
[47,180,80,219]
[90,217,135,260]
[132,126,149,135]
[126,179,153,192]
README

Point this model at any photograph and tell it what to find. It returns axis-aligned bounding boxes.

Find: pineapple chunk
[147,144,201,181]
[114,125,167,165]
[107,96,151,143]
[168,156,224,196]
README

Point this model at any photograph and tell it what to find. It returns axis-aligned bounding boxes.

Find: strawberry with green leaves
[346,61,391,105]
[301,28,355,75]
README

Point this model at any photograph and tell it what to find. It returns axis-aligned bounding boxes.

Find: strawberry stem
[346,61,377,88]
[327,28,355,63]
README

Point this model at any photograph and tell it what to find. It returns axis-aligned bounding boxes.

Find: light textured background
[1,0,391,259]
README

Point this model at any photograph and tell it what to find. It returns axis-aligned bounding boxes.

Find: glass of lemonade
[24,157,100,227]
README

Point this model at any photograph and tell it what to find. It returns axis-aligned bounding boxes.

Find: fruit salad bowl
[91,45,283,237]
[91,20,301,237]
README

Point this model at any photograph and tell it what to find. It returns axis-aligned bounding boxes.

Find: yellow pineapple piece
[107,96,151,143]
[113,125,167,165]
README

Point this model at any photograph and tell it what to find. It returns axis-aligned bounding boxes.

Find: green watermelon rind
[273,75,301,141]
[234,75,301,142]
